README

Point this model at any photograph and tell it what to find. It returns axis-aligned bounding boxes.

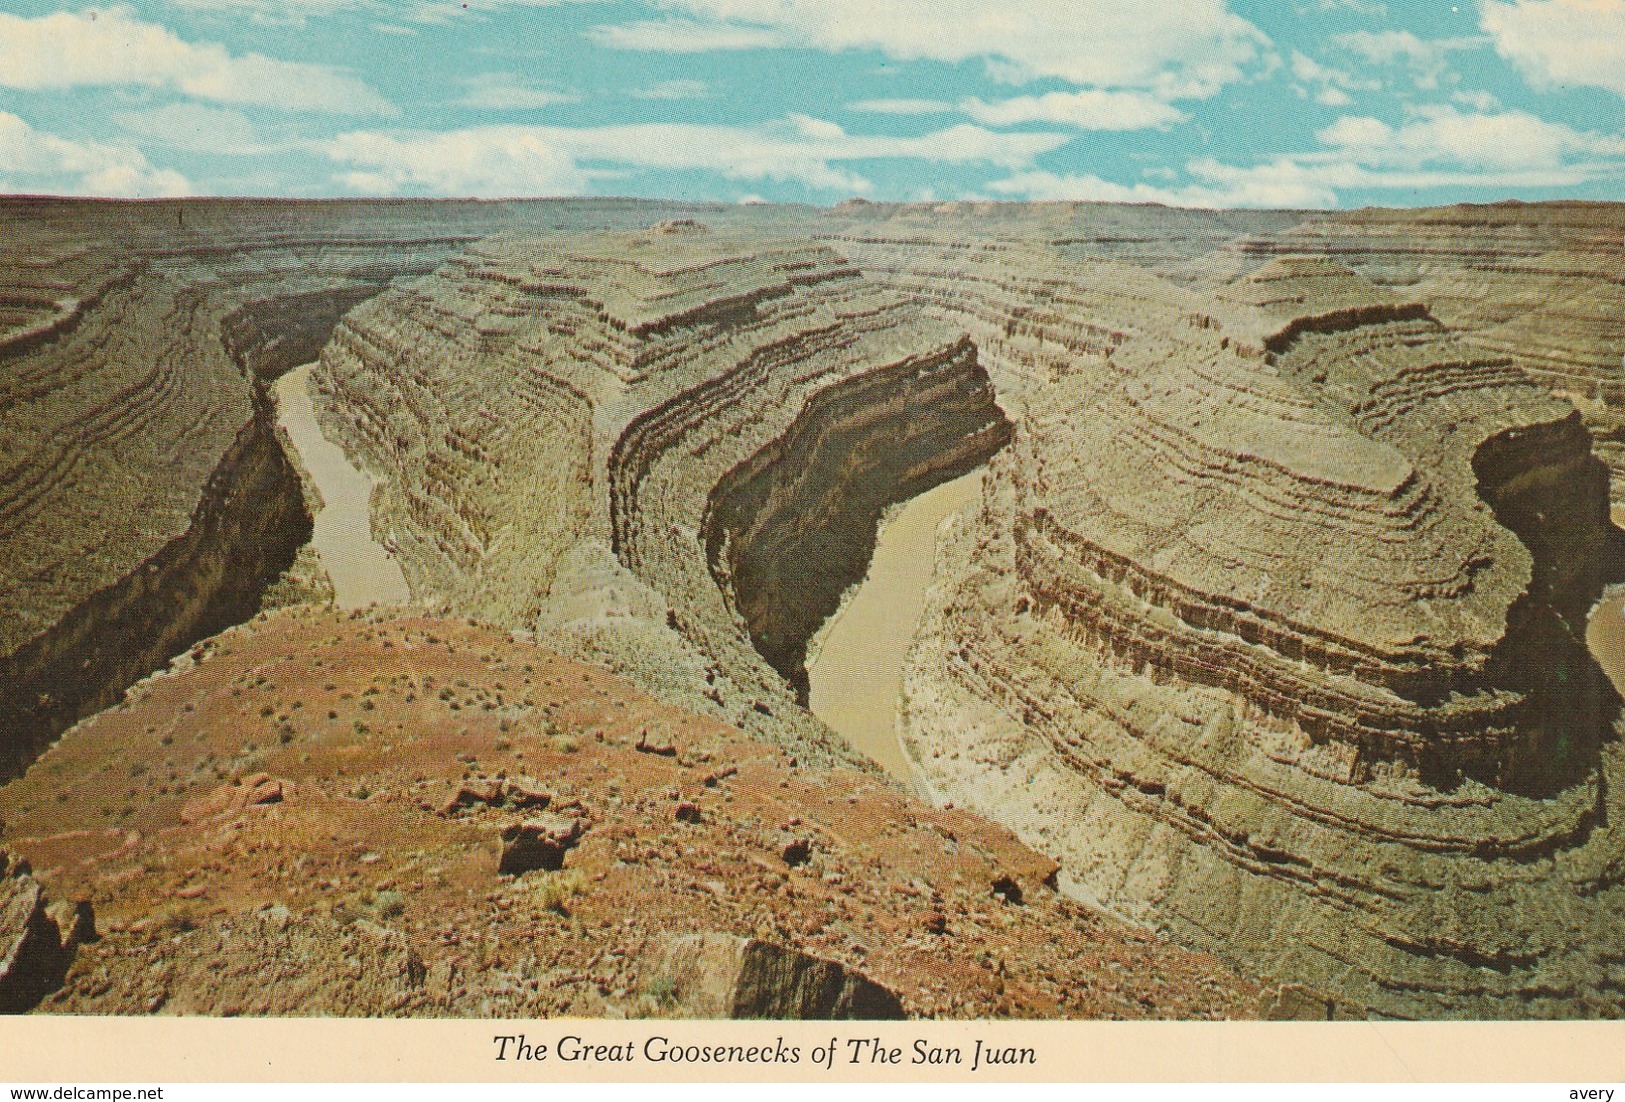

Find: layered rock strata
[312,206,1625,1015]
[0,199,534,777]
[316,226,1011,765]
[1225,203,1625,483]
[893,242,1625,1017]
[5,197,1623,1020]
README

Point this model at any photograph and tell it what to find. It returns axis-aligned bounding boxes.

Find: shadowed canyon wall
[0,199,538,777]
[3,197,1624,1018]
[702,337,1012,702]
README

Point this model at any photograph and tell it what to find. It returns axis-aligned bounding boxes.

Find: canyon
[0,196,1622,1019]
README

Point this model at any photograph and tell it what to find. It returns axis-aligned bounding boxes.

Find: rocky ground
[4,197,1623,1020]
[0,606,1258,1019]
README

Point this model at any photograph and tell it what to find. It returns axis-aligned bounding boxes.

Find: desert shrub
[533,869,586,915]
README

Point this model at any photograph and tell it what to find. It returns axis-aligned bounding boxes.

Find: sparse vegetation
[532,869,587,915]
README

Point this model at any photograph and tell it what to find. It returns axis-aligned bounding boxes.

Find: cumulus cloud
[323,115,1069,196]
[1481,0,1625,97]
[0,111,192,197]
[459,73,579,109]
[590,0,1270,96]
[113,102,265,154]
[1332,29,1479,89]
[1318,104,1625,169]
[961,89,1186,130]
[0,8,392,114]
[1289,50,1380,106]
[990,105,1624,208]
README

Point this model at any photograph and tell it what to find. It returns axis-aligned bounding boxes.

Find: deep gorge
[6,198,1625,1019]
[701,336,1012,703]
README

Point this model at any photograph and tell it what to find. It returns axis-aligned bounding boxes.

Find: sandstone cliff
[4,197,1623,1020]
[864,211,1625,1017]
[315,227,1012,767]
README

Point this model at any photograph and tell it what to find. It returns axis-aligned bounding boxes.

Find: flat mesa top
[465,227,863,336]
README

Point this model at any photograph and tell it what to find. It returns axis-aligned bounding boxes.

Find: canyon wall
[4,197,1623,1018]
[1224,203,1625,483]
[865,213,1625,1017]
[702,336,1011,701]
[316,224,1012,767]
[0,199,552,777]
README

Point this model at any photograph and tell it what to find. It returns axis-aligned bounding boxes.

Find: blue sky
[0,0,1621,207]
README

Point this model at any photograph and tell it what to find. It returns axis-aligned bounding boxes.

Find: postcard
[1,0,1623,1088]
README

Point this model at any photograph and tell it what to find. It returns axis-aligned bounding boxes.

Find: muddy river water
[812,484,1625,785]
[274,364,411,609]
[806,470,983,788]
[1586,506,1625,697]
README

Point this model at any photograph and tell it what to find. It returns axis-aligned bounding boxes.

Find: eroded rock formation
[880,217,1625,1017]
[1226,203,1625,482]
[0,199,546,776]
[315,227,1011,765]
[4,197,1623,1019]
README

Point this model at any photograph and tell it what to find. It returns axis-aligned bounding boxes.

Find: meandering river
[1585,505,1625,697]
[274,363,411,609]
[806,470,983,788]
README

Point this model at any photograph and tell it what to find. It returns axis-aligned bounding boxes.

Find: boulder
[497,815,584,875]
[181,773,292,823]
[0,853,75,1013]
[654,933,905,1019]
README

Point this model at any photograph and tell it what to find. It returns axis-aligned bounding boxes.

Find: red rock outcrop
[5,197,1623,1020]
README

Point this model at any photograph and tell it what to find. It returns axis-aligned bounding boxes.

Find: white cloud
[1296,0,1389,13]
[165,0,600,24]
[1184,155,1603,204]
[327,128,592,195]
[848,98,955,115]
[988,167,1339,209]
[629,78,712,99]
[961,89,1186,130]
[162,0,374,18]
[1481,0,1625,97]
[113,102,264,153]
[459,73,579,109]
[1317,104,1625,170]
[1332,29,1481,90]
[323,115,1069,196]
[989,104,1625,208]
[0,8,392,114]
[587,18,788,52]
[0,111,192,197]
[1452,88,1501,110]
[591,0,1270,96]
[990,158,1609,210]
[1288,49,1379,105]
